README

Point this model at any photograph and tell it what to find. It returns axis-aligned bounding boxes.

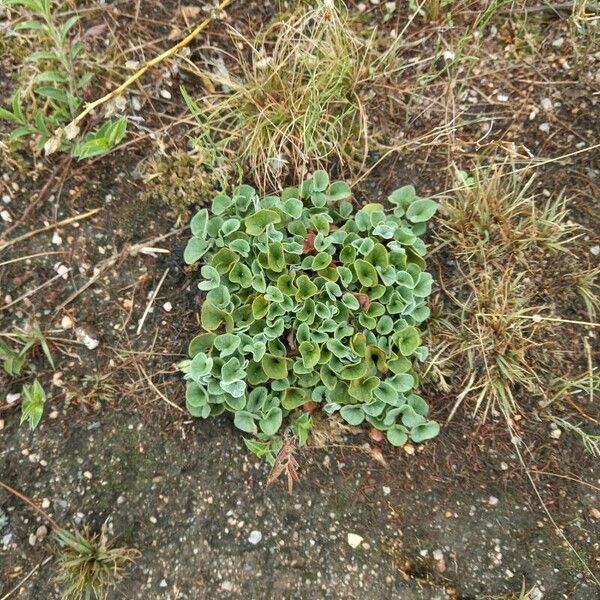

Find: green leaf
[33,71,68,84]
[387,426,408,447]
[183,238,208,264]
[295,275,318,301]
[201,301,232,331]
[267,242,286,272]
[234,411,257,434]
[328,181,352,200]
[221,357,244,383]
[299,341,320,369]
[406,198,438,223]
[198,265,220,291]
[340,405,365,426]
[259,407,283,436]
[396,326,421,356]
[348,376,380,402]
[190,209,209,238]
[354,259,378,287]
[214,334,241,357]
[190,352,213,380]
[312,252,332,271]
[20,380,46,431]
[212,193,233,215]
[229,262,252,288]
[281,387,307,410]
[244,209,281,236]
[410,421,440,442]
[312,170,330,192]
[261,354,289,379]
[186,381,208,408]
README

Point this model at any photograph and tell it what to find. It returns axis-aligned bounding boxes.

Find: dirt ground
[1,1,599,599]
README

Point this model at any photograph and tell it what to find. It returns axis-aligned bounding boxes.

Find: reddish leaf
[302,401,318,412]
[353,292,371,310]
[302,231,316,254]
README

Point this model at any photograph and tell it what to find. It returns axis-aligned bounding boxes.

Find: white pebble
[160,89,172,100]
[51,231,62,245]
[163,301,173,312]
[488,496,499,506]
[248,530,262,545]
[538,123,550,133]
[591,245,600,256]
[347,533,363,548]
[540,97,553,111]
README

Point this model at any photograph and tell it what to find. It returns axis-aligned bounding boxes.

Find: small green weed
[1,324,54,430]
[0,0,126,157]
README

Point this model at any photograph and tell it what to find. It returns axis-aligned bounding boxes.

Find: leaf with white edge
[190,209,209,238]
[212,193,233,215]
[259,406,283,436]
[244,209,281,236]
[328,180,352,200]
[406,198,438,223]
[410,421,440,442]
[184,238,208,264]
[198,265,220,291]
[312,170,330,192]
[340,405,365,426]
[234,410,257,434]
[190,352,213,379]
[386,426,408,447]
[214,334,241,357]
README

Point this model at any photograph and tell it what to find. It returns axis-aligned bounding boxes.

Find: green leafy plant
[20,378,47,430]
[0,325,54,375]
[1,325,54,430]
[0,0,126,157]
[181,170,439,458]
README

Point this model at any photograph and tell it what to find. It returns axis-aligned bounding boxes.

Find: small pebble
[539,123,550,133]
[0,210,12,222]
[51,231,62,245]
[488,496,499,506]
[248,530,262,545]
[163,301,173,312]
[347,533,363,548]
[160,89,172,100]
[83,471,93,480]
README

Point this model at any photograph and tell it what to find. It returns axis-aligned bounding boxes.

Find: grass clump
[54,527,138,600]
[183,1,399,189]
[181,170,439,461]
[428,165,599,420]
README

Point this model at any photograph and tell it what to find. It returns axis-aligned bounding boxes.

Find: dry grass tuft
[54,526,139,600]
[426,165,599,421]
[183,1,400,190]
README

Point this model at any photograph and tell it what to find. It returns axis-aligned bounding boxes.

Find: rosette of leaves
[181,171,439,459]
